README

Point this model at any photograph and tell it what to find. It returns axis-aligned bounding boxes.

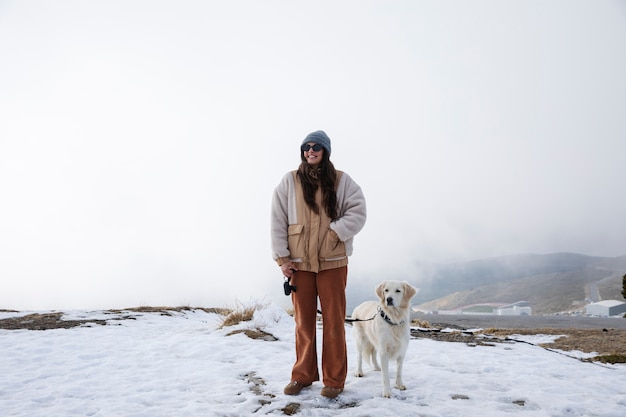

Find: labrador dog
[351,281,418,397]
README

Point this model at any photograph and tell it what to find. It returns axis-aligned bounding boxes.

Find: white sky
[1,0,625,310]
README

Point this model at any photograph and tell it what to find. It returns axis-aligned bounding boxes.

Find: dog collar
[377,306,405,326]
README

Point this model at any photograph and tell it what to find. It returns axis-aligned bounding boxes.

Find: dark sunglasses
[301,143,323,152]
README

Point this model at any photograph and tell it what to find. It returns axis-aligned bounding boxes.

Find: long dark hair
[297,150,338,220]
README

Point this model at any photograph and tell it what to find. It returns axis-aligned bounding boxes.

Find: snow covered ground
[1,304,625,417]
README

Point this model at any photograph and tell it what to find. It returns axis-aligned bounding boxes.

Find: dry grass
[412,319,431,328]
[411,318,626,364]
[218,301,268,329]
[0,307,231,331]
[108,306,232,316]
[226,329,278,341]
[0,304,278,341]
[2,307,624,361]
[0,312,107,330]
[483,327,626,363]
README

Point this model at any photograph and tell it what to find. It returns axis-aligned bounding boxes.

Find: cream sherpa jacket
[271,170,366,273]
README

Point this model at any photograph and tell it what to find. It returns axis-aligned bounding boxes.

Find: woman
[271,130,367,399]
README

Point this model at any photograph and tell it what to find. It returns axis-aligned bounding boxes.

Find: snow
[1,303,625,417]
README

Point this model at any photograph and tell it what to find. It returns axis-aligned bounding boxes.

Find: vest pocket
[287,224,306,259]
[320,228,346,260]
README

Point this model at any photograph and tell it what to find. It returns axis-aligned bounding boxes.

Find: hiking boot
[320,386,343,399]
[284,381,311,395]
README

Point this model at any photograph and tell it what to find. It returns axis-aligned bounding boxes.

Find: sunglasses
[301,143,323,152]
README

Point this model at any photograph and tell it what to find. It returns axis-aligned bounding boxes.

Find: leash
[284,276,402,325]
[316,308,401,324]
[283,276,376,323]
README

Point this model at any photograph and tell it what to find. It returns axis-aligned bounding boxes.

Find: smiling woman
[271,130,367,398]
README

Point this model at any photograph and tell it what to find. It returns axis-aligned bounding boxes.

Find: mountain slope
[412,253,608,304]
[415,255,626,315]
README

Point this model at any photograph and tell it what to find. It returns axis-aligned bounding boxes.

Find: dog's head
[375,281,418,309]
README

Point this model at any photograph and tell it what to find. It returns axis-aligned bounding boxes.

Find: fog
[1,0,625,310]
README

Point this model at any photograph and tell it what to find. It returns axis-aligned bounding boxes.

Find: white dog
[351,281,418,397]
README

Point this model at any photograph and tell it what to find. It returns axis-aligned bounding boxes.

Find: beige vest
[288,171,347,273]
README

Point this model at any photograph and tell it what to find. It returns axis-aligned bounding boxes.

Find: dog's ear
[375,283,385,300]
[403,282,418,300]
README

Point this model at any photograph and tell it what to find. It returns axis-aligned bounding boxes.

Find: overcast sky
[1,0,625,311]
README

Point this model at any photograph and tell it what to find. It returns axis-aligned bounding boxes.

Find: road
[585,272,622,303]
[416,313,626,330]
[586,281,600,303]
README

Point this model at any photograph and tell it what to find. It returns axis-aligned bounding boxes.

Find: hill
[412,253,626,315]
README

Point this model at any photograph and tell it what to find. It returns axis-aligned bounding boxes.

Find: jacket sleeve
[331,173,367,242]
[270,173,292,264]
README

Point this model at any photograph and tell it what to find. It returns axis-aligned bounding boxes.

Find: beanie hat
[302,130,331,155]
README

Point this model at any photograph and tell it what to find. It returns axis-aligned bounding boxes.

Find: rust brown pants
[290,266,347,389]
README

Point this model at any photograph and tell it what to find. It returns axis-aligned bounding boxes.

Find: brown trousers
[290,266,347,389]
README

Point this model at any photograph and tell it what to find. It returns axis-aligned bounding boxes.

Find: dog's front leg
[380,353,391,398]
[395,354,406,390]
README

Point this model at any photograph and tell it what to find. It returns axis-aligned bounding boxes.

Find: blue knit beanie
[302,130,331,155]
